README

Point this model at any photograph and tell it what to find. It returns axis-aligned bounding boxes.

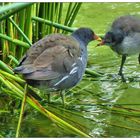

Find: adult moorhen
[97,15,140,81]
[14,28,101,105]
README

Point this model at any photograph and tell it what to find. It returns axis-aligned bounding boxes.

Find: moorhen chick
[97,15,140,81]
[14,28,101,105]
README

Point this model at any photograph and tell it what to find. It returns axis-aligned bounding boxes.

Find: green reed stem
[67,3,82,27]
[85,69,103,77]
[38,3,44,39]
[0,73,90,137]
[0,33,30,48]
[64,3,73,26]
[0,60,13,74]
[0,70,25,83]
[16,84,28,138]
[8,55,19,65]
[56,3,63,33]
[62,3,82,34]
[7,18,15,58]
[0,3,34,22]
[49,3,54,33]
[0,3,32,14]
[0,20,7,61]
[0,68,90,137]
[2,39,8,62]
[18,9,25,41]
[41,3,46,37]
[8,17,32,46]
[25,5,33,42]
[33,3,40,41]
[32,16,76,32]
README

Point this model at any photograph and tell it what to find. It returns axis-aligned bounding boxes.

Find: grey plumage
[100,15,140,81]
[14,28,97,91]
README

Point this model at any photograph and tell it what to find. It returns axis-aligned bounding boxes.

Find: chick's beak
[93,34,102,42]
[96,40,105,47]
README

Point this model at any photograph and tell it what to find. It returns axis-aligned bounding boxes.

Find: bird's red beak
[93,34,102,42]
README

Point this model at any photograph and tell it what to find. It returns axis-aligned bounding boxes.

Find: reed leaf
[107,121,140,132]
[0,70,25,83]
[0,71,90,137]
[0,60,13,74]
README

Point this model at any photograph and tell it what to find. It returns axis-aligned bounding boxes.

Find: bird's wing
[14,34,81,80]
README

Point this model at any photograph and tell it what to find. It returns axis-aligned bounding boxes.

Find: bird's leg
[59,90,65,107]
[138,54,140,64]
[42,88,51,103]
[118,54,127,82]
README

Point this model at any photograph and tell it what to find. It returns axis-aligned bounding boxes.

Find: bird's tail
[14,65,36,74]
[14,66,42,101]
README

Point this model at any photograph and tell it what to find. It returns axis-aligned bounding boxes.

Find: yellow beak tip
[96,37,102,42]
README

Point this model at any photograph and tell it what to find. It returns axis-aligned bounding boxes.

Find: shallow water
[1,2,140,138]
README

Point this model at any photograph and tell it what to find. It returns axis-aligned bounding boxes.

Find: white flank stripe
[54,75,69,86]
[78,57,84,65]
[72,63,76,67]
[70,67,78,75]
[54,67,78,87]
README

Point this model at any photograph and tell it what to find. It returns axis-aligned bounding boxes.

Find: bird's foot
[118,72,126,82]
[60,90,67,108]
